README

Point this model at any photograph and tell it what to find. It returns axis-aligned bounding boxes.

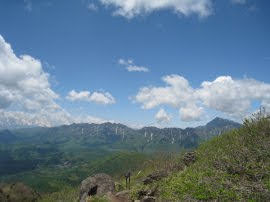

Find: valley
[0,117,240,193]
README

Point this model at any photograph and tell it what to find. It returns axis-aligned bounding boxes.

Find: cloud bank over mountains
[135,75,270,122]
[0,109,110,129]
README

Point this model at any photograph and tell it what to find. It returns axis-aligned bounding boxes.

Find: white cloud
[0,34,72,127]
[179,104,203,121]
[135,75,196,109]
[0,35,59,112]
[126,66,149,72]
[87,3,98,11]
[0,35,111,129]
[99,0,212,18]
[231,0,246,4]
[197,76,270,118]
[155,108,171,123]
[66,90,91,101]
[66,90,115,105]
[135,75,270,122]
[118,58,149,72]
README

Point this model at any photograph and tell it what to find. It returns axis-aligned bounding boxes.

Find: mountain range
[1,117,241,152]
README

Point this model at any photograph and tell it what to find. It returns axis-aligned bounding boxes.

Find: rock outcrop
[79,173,115,202]
[0,183,40,202]
[142,171,168,185]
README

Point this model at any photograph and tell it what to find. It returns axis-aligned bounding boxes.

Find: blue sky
[0,0,269,128]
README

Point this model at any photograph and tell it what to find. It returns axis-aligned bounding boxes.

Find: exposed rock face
[183,151,196,166]
[142,171,168,185]
[0,183,40,202]
[79,173,115,202]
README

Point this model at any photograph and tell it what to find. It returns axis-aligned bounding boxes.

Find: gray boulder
[79,173,115,202]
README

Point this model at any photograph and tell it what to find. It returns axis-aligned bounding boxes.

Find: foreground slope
[153,116,270,201]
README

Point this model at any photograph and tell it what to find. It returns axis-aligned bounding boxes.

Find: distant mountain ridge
[0,117,242,192]
[205,117,241,128]
[1,117,241,152]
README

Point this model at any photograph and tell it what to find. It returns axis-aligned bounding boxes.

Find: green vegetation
[38,187,78,202]
[128,115,270,201]
[0,151,147,193]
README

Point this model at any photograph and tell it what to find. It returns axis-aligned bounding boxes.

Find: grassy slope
[158,116,270,201]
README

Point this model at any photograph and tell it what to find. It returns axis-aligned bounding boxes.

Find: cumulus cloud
[197,76,270,117]
[0,35,59,112]
[135,75,270,122]
[155,108,171,123]
[135,75,199,122]
[99,0,212,18]
[66,90,115,105]
[179,104,203,121]
[118,58,149,72]
[0,35,110,128]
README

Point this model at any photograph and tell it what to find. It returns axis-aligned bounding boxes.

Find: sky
[0,0,269,128]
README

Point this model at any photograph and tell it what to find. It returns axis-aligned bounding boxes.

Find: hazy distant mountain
[195,117,242,140]
[205,117,241,128]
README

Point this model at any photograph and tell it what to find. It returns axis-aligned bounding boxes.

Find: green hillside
[1,151,147,194]
[130,115,270,201]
